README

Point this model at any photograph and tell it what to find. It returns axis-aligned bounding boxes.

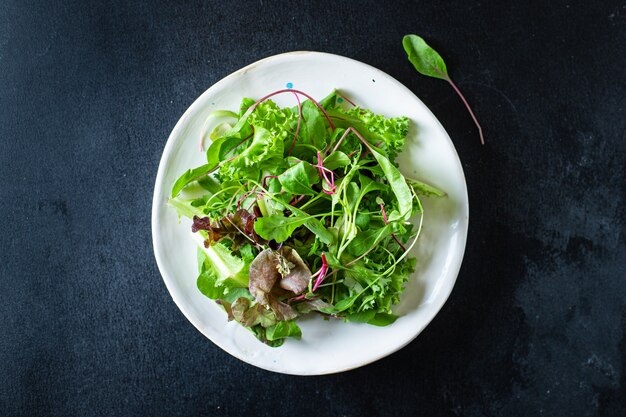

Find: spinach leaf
[358,174,386,198]
[402,34,449,80]
[403,34,484,144]
[299,100,328,149]
[323,151,351,171]
[278,161,319,196]
[254,214,312,243]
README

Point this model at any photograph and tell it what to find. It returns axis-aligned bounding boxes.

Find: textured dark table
[1,1,625,416]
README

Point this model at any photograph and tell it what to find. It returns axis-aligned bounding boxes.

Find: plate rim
[151,50,469,375]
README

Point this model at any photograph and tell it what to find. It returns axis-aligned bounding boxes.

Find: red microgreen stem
[315,151,336,194]
[246,89,335,130]
[287,92,303,156]
[327,126,375,156]
[288,294,306,302]
[236,184,259,209]
[262,175,279,189]
[311,253,329,292]
[433,67,484,145]
[380,201,389,223]
[204,155,237,178]
[289,194,306,206]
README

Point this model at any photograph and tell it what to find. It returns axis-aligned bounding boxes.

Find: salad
[169,89,444,347]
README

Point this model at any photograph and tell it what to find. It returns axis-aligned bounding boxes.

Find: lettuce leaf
[219,126,285,180]
[321,91,409,160]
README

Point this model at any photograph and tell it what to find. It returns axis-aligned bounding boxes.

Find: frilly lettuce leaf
[321,90,409,160]
[219,126,284,179]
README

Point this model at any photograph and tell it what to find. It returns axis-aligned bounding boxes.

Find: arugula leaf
[346,311,396,326]
[171,164,213,198]
[358,174,386,197]
[330,293,359,313]
[369,148,412,222]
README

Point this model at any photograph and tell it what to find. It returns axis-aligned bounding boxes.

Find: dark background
[1,0,625,416]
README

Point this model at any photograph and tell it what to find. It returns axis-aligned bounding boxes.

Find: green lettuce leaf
[265,320,302,341]
[219,126,284,180]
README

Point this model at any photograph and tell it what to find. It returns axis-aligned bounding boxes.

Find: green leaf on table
[402,34,449,80]
[402,34,484,145]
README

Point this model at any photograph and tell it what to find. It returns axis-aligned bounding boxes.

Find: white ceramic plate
[152,51,468,375]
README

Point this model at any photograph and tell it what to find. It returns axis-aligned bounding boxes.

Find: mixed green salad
[169,89,444,346]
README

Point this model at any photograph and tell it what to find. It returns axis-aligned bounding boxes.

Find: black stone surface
[1,0,625,416]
